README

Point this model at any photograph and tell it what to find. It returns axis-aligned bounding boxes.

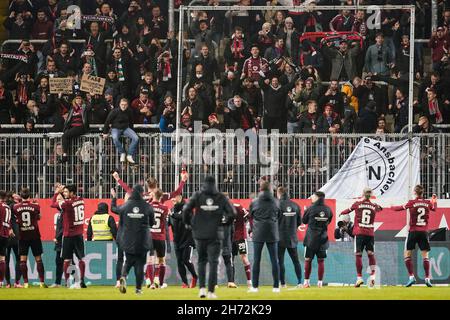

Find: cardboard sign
[80,74,106,95]
[49,77,73,94]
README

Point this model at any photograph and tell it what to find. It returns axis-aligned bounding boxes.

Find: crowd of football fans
[0,0,450,138]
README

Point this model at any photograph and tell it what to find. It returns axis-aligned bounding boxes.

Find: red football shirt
[0,202,12,238]
[150,201,169,241]
[233,203,250,241]
[341,200,382,237]
[52,194,85,237]
[13,200,41,240]
[403,198,435,232]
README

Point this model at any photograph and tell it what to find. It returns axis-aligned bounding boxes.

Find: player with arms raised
[340,187,382,288]
[390,185,436,287]
[51,184,87,289]
[146,189,169,289]
[231,200,252,288]
[112,171,188,203]
[13,188,47,288]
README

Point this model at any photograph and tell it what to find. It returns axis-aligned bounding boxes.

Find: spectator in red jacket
[329,9,355,32]
[317,104,341,134]
[429,27,450,71]
[131,88,156,124]
[32,9,53,41]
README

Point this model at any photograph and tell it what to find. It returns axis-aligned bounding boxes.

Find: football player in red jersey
[231,199,252,288]
[51,184,87,289]
[390,185,437,287]
[0,190,14,288]
[13,188,47,288]
[145,189,169,289]
[340,187,382,288]
[112,171,188,203]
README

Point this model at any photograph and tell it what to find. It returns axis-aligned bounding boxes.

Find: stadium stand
[0,0,448,199]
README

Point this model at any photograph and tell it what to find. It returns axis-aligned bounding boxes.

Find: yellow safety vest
[91,214,113,241]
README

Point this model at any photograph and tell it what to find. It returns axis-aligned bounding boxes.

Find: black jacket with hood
[302,196,333,252]
[249,190,281,243]
[182,176,236,241]
[169,200,195,249]
[278,193,301,248]
[111,185,155,255]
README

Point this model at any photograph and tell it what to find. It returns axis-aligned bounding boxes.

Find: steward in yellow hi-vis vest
[87,203,117,241]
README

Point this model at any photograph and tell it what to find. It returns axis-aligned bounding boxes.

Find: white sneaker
[272,287,280,293]
[161,283,168,289]
[50,284,61,288]
[115,280,120,288]
[317,281,323,288]
[120,153,126,162]
[207,292,218,299]
[145,278,151,288]
[281,284,287,288]
[126,155,135,164]
[247,287,259,293]
[70,282,81,289]
[199,287,207,298]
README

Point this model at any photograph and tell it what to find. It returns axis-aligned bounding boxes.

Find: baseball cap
[140,88,149,95]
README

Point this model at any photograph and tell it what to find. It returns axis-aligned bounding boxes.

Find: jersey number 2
[416,208,426,226]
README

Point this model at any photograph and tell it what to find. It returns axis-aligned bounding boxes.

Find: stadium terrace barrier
[13,241,450,286]
[0,132,447,199]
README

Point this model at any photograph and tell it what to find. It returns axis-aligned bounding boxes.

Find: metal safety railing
[0,132,446,200]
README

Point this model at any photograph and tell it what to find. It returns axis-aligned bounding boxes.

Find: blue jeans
[111,128,139,156]
[252,241,279,288]
[287,121,301,133]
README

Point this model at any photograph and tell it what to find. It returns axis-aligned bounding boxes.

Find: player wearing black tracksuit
[169,196,198,288]
[248,181,282,292]
[221,222,235,287]
[183,176,236,299]
[5,196,20,287]
[302,191,333,288]
[277,187,302,287]
[112,185,154,294]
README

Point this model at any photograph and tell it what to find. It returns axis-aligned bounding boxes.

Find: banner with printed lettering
[320,137,420,199]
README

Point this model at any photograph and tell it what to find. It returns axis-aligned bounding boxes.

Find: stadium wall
[13,241,450,286]
[34,199,450,241]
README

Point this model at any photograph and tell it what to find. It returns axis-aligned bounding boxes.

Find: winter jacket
[249,190,281,243]
[111,185,154,254]
[103,107,134,133]
[182,178,236,241]
[169,201,194,249]
[302,197,332,252]
[278,193,301,248]
[323,44,360,80]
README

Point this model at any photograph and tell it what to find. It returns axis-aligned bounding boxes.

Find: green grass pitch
[1,285,450,300]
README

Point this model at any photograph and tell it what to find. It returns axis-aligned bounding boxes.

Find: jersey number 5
[152,212,161,233]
